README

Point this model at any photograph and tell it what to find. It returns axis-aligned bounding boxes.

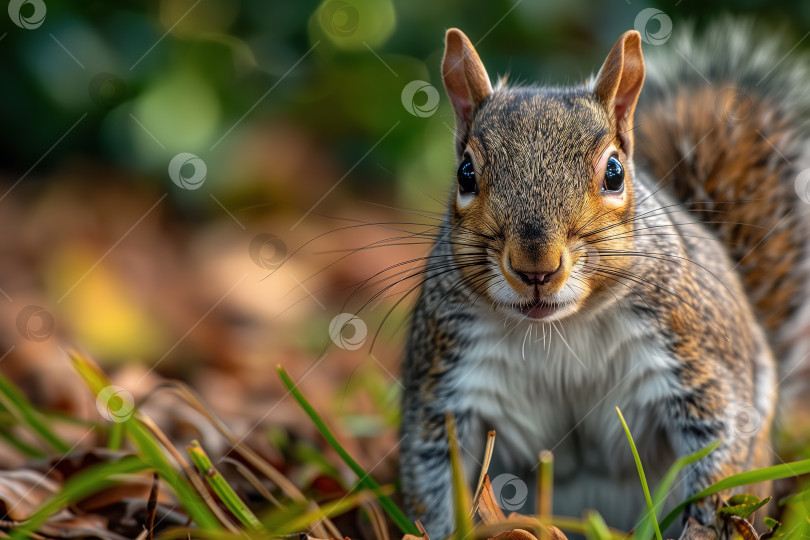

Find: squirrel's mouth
[517,299,568,320]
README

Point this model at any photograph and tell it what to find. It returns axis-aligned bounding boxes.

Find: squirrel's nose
[509,257,562,286]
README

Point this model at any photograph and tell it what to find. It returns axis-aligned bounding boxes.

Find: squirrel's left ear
[442,28,493,156]
[593,30,645,156]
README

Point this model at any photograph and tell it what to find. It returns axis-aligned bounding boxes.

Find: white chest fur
[452,305,681,526]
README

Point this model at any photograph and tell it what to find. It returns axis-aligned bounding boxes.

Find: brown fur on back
[634,22,810,379]
[637,87,807,337]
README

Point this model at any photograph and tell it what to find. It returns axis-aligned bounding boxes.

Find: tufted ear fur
[442,28,493,156]
[593,30,645,156]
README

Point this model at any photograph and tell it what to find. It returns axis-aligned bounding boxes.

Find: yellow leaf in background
[44,244,169,362]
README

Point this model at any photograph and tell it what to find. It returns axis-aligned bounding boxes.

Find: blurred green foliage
[2,0,809,212]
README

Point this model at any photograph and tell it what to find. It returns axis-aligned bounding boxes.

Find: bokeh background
[2,0,809,486]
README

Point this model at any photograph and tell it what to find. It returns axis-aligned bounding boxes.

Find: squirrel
[399,20,810,538]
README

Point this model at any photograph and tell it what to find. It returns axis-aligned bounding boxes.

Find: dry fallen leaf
[36,510,131,540]
[0,469,60,520]
[472,475,567,540]
[402,520,430,540]
[0,451,190,539]
[477,475,507,525]
[490,529,539,540]
[725,515,759,540]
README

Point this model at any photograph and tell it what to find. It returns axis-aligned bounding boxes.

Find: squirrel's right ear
[442,28,493,155]
[593,30,645,156]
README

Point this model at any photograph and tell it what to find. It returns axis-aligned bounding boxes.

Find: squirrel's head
[442,29,645,321]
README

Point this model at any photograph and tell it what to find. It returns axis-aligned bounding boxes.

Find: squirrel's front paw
[684,494,721,527]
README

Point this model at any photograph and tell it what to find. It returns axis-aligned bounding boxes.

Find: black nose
[509,257,562,285]
[516,269,554,285]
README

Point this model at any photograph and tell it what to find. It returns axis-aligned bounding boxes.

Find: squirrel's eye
[602,155,625,193]
[457,157,478,195]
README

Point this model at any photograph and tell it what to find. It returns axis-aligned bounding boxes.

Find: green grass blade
[780,482,810,538]
[616,407,662,540]
[10,455,148,539]
[537,450,553,520]
[264,486,394,535]
[127,419,222,530]
[659,458,810,532]
[187,440,265,531]
[0,372,71,454]
[536,450,554,540]
[71,352,221,531]
[585,510,612,540]
[292,443,342,479]
[277,365,418,535]
[0,427,47,458]
[107,419,124,450]
[447,413,473,540]
[634,440,720,540]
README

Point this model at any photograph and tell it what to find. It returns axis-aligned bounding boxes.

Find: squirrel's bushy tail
[634,19,810,401]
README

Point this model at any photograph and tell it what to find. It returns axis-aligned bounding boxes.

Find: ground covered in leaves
[0,156,808,540]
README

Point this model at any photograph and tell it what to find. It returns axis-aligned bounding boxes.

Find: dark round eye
[603,155,625,193]
[457,156,478,195]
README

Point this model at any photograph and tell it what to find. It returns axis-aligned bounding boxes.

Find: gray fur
[399,20,809,538]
